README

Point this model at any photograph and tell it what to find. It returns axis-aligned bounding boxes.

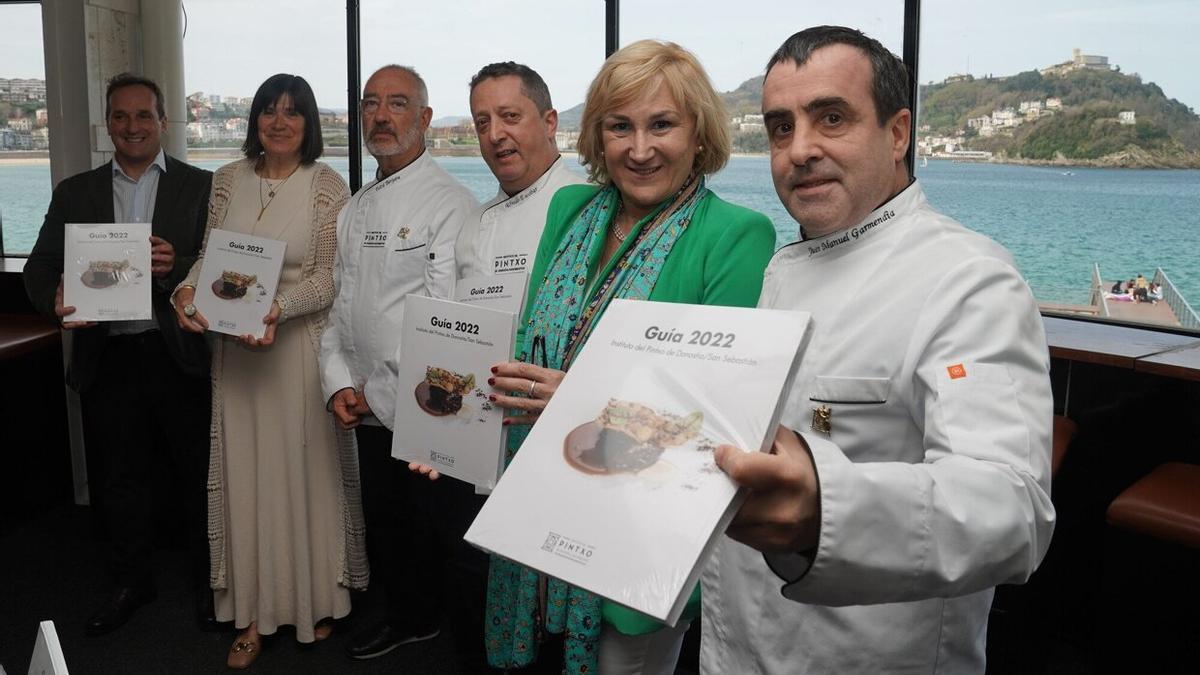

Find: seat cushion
[1107,462,1200,549]
[1052,415,1077,477]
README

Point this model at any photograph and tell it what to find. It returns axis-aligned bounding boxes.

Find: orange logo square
[947,364,967,379]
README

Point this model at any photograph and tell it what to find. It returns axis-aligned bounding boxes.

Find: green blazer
[520,182,777,634]
[519,183,777,350]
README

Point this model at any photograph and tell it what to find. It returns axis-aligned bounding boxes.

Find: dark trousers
[79,331,210,590]
[355,424,491,671]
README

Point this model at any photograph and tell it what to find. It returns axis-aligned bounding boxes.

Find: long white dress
[204,160,353,642]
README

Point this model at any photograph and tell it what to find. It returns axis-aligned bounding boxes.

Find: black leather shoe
[345,621,440,660]
[85,586,157,636]
[195,587,220,632]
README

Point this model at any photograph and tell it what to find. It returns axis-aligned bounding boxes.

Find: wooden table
[0,313,59,361]
[1043,316,1200,370]
[1136,341,1200,383]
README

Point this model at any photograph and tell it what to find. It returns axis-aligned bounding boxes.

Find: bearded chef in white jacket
[706,27,1056,674]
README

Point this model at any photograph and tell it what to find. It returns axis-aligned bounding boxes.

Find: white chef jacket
[319,150,478,429]
[453,155,584,281]
[701,181,1056,674]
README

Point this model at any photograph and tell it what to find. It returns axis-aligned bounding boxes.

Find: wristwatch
[183,303,197,317]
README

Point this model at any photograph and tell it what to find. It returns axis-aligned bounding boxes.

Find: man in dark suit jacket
[23,73,214,636]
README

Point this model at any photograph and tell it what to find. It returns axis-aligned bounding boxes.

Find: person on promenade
[23,72,214,636]
[705,26,1056,673]
[482,40,776,674]
[316,64,478,661]
[171,73,362,669]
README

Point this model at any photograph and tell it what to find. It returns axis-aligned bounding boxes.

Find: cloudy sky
[3,0,1198,116]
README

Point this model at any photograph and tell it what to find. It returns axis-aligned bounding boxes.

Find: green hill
[920,68,1200,166]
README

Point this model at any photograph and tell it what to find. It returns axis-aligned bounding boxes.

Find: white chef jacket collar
[481,155,565,215]
[800,179,922,259]
[370,148,430,194]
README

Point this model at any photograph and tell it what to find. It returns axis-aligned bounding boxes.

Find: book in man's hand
[465,299,811,626]
[193,229,286,339]
[62,222,152,321]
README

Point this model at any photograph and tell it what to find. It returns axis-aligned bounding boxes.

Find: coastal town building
[0,77,46,103]
[556,130,580,152]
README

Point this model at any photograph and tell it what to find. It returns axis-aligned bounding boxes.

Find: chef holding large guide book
[466,299,810,625]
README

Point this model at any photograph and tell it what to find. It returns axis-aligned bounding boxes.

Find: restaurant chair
[1051,415,1077,478]
[1105,462,1200,549]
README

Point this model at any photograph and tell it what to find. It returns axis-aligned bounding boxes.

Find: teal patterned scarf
[485,175,708,673]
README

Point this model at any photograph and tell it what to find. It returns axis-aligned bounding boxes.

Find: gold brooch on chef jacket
[396,226,410,240]
[810,405,832,435]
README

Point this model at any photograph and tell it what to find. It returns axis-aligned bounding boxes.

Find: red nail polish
[487,377,495,386]
[489,394,497,402]
[490,366,498,374]
[502,419,510,426]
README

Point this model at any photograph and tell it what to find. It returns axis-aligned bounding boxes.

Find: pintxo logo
[493,253,528,273]
[429,450,456,467]
[362,230,388,248]
[541,531,595,564]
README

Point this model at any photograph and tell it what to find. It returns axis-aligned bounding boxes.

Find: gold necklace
[257,162,300,221]
[611,202,628,242]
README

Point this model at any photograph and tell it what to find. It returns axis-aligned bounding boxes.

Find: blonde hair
[577,40,730,185]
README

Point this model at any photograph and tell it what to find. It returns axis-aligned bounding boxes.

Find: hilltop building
[1118,111,1136,125]
[1041,48,1113,77]
[732,113,765,133]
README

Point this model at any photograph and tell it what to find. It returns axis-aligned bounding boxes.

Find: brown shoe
[227,626,262,669]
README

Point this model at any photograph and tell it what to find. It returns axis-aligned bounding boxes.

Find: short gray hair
[369,64,429,109]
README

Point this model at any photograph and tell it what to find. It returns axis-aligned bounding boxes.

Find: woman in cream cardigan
[173,73,366,669]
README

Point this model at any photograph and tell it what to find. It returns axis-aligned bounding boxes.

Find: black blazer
[23,155,213,392]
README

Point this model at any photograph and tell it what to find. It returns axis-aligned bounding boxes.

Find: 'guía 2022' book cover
[391,295,516,489]
[465,299,810,625]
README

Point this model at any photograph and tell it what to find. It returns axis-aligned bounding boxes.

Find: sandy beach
[0,153,49,166]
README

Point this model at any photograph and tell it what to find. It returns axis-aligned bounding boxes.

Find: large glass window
[181,0,350,182]
[0,1,49,256]
[916,0,1200,331]
[621,2,905,248]
[359,0,604,201]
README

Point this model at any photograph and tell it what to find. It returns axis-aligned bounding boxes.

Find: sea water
[2,155,1197,305]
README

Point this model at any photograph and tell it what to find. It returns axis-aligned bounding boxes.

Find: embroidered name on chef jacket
[504,183,540,209]
[805,209,896,259]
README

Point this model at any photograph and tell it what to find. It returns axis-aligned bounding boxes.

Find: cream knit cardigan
[180,158,368,591]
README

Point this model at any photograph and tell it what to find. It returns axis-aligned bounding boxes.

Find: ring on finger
[529,380,538,397]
